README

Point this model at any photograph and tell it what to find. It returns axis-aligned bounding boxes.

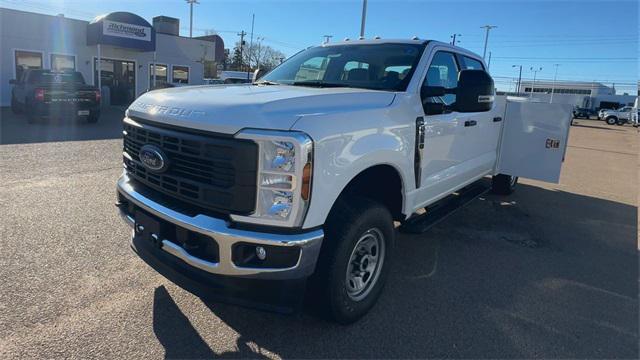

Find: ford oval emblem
[139,144,168,172]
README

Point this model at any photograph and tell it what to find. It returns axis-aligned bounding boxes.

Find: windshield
[261,43,426,91]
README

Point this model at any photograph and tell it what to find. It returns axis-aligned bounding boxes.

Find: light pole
[512,65,522,94]
[480,25,497,59]
[550,64,560,103]
[185,0,199,38]
[360,0,368,38]
[530,67,542,98]
[450,33,461,46]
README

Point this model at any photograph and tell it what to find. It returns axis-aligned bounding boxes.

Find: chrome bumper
[117,174,323,280]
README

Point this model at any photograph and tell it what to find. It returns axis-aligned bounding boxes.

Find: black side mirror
[423,102,445,115]
[455,70,494,113]
[421,85,446,98]
[9,79,17,85]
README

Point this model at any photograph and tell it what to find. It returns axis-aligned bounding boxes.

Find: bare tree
[238,40,286,73]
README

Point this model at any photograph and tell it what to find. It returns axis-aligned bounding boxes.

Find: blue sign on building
[87,12,156,52]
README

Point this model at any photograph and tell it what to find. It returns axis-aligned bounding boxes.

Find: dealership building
[516,80,636,110]
[0,8,224,107]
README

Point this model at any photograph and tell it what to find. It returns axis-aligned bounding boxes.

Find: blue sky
[1,0,637,93]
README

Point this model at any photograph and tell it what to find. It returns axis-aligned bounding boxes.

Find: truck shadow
[151,183,638,359]
[0,106,125,145]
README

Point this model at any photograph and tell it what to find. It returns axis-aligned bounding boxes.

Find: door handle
[464,120,477,127]
[493,117,502,122]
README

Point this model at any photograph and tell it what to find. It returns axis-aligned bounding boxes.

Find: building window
[51,54,76,71]
[149,64,168,87]
[15,50,43,81]
[172,65,189,84]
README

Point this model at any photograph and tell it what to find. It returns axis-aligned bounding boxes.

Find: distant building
[514,80,636,110]
[0,8,222,106]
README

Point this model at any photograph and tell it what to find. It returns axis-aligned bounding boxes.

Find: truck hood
[127,84,396,134]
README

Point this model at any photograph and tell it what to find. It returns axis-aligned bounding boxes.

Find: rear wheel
[310,197,394,324]
[605,116,617,125]
[87,111,100,123]
[491,174,518,195]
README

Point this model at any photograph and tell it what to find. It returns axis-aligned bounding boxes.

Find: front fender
[291,106,415,228]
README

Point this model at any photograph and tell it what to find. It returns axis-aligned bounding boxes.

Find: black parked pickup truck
[10,69,101,123]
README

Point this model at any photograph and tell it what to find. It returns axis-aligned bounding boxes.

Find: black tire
[491,174,518,195]
[25,104,37,124]
[605,116,617,125]
[11,95,22,114]
[310,196,395,324]
[87,111,100,123]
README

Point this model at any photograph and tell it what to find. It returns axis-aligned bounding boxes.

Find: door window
[15,50,43,81]
[424,51,459,105]
[460,56,484,70]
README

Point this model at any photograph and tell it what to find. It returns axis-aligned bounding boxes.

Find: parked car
[572,107,592,119]
[116,39,571,323]
[10,69,101,123]
[598,108,608,120]
[203,78,225,85]
[602,106,634,125]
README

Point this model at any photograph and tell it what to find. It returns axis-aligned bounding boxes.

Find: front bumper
[116,174,323,280]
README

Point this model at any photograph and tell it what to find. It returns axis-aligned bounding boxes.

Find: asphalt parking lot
[0,108,638,358]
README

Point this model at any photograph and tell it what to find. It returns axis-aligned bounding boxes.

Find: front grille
[123,117,258,214]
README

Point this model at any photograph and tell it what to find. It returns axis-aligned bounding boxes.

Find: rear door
[496,100,572,183]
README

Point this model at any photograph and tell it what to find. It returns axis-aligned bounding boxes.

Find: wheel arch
[328,163,406,222]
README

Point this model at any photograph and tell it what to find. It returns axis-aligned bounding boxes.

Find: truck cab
[116,39,571,323]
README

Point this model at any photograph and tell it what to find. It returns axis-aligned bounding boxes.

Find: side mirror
[454,70,495,113]
[252,68,265,82]
[421,85,446,98]
[9,79,17,85]
[424,102,446,115]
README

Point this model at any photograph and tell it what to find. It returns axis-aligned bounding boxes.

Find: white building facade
[0,8,218,106]
[517,80,636,110]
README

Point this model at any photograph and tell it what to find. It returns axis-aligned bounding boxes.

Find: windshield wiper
[291,81,349,88]
[254,80,281,85]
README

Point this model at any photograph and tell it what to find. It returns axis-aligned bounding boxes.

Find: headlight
[231,129,313,227]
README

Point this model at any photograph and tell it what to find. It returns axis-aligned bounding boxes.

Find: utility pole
[186,0,199,38]
[550,63,560,103]
[512,65,522,94]
[322,35,333,44]
[238,30,246,72]
[360,0,368,38]
[480,25,497,60]
[530,67,542,98]
[450,33,461,46]
[247,14,255,81]
[487,51,492,70]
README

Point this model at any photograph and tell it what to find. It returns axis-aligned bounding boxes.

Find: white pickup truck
[602,105,635,125]
[116,39,571,323]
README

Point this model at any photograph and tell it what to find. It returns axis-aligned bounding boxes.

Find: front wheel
[491,174,518,195]
[310,197,394,324]
[605,116,617,125]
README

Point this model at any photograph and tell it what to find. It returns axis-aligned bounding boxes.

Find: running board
[399,181,490,234]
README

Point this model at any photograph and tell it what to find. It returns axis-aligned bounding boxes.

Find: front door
[94,58,136,106]
[415,50,482,207]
